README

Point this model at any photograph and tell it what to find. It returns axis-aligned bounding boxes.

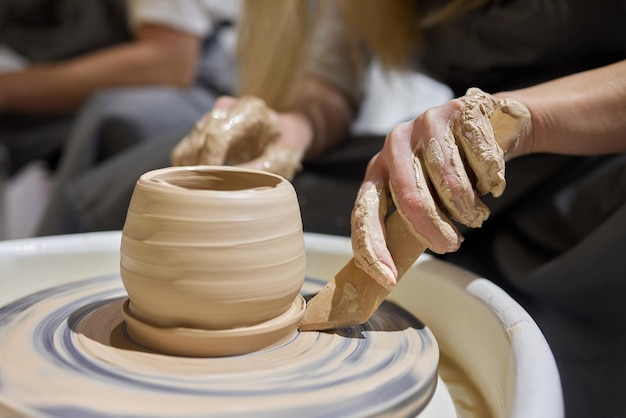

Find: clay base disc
[0,275,438,417]
[122,296,306,357]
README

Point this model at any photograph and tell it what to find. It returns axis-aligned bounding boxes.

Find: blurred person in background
[0,0,239,236]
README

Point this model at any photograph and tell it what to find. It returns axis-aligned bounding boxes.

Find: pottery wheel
[0,275,439,418]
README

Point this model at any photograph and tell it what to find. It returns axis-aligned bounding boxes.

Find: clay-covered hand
[351,87,530,288]
[171,96,306,180]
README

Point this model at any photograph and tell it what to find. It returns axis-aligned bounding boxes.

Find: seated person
[0,0,241,236]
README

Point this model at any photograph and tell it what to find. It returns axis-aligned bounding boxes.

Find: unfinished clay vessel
[120,165,306,357]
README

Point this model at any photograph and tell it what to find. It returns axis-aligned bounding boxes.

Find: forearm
[0,25,200,113]
[287,77,357,158]
[498,59,626,159]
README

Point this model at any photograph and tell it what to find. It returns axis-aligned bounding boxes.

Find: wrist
[280,111,315,156]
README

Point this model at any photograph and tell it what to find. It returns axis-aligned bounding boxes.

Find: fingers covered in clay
[238,143,303,181]
[457,88,506,196]
[390,164,464,255]
[415,112,490,230]
[387,115,476,254]
[351,170,396,289]
[351,121,463,286]
[171,96,281,170]
[351,88,531,283]
[395,88,530,237]
[456,87,531,195]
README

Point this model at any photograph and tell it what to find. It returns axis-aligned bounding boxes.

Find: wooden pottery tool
[299,211,426,331]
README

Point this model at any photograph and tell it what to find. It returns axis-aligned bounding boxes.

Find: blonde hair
[236,0,313,110]
[237,0,489,109]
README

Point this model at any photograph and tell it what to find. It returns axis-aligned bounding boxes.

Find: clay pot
[120,166,306,356]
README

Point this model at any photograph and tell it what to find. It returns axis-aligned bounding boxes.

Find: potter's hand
[171,96,308,180]
[351,88,530,287]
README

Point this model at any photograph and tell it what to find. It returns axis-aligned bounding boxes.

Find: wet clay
[171,96,280,168]
[349,87,529,298]
[120,166,306,357]
[170,96,303,180]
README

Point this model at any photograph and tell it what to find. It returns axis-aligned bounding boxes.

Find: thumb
[238,144,303,181]
[490,98,531,155]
